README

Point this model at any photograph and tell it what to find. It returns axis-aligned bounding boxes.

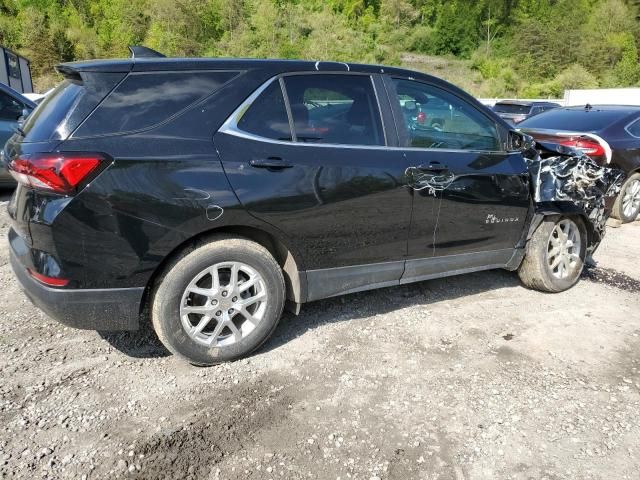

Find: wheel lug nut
[232,296,237,302]
[222,291,227,297]
[211,299,218,305]
[215,311,222,316]
[228,308,234,314]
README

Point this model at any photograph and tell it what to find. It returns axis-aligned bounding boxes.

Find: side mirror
[508,130,535,152]
[17,107,31,127]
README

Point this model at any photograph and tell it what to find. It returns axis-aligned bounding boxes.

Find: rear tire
[611,173,640,223]
[518,215,586,293]
[152,236,285,366]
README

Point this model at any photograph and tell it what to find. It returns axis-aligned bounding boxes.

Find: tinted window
[283,74,384,146]
[0,90,25,121]
[78,71,238,136]
[493,103,531,115]
[393,79,500,151]
[520,108,629,132]
[626,117,640,138]
[22,79,84,141]
[237,81,292,141]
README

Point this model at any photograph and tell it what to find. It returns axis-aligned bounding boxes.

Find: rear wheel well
[527,210,593,251]
[138,226,305,322]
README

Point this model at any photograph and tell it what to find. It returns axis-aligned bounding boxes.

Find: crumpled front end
[524,139,625,253]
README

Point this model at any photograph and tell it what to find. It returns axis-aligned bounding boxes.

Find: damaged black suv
[4,50,622,365]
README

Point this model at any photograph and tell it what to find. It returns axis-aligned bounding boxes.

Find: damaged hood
[523,137,624,247]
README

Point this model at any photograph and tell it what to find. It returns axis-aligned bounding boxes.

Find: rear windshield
[21,80,84,142]
[493,103,531,114]
[519,108,629,131]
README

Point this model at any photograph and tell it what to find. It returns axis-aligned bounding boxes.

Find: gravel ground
[0,190,639,480]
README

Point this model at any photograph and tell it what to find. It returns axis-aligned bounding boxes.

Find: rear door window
[282,74,384,146]
[237,81,292,141]
[76,71,239,137]
[626,117,640,138]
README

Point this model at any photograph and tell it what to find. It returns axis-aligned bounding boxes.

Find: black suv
[3,52,621,365]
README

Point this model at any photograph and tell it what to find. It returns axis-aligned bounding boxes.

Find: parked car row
[493,100,561,125]
[0,49,627,365]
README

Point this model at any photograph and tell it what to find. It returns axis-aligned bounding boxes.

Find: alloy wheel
[546,219,582,280]
[179,261,268,347]
[622,179,640,220]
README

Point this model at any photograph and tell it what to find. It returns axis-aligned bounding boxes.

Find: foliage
[0,0,638,95]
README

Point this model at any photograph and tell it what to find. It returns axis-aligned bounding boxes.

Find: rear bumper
[10,241,144,331]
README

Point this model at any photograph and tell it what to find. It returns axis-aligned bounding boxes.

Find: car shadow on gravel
[98,325,171,359]
[95,263,635,362]
[98,269,522,361]
[259,268,522,356]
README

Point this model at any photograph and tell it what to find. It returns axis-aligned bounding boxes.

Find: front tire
[612,173,640,223]
[152,236,285,365]
[518,216,586,293]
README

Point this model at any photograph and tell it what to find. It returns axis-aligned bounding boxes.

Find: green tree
[433,1,479,57]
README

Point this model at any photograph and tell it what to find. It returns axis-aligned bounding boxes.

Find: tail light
[27,269,69,287]
[417,111,427,124]
[520,129,612,164]
[8,152,105,194]
[558,138,606,158]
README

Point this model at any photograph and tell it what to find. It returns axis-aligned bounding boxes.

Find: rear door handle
[417,162,449,172]
[249,158,293,170]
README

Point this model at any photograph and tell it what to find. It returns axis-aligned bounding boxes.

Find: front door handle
[417,162,449,172]
[250,158,293,170]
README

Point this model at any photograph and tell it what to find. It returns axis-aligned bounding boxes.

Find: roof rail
[128,46,166,59]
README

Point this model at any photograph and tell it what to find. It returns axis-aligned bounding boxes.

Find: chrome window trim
[218,76,280,137]
[219,72,389,148]
[624,116,640,139]
[219,74,509,155]
[219,125,510,155]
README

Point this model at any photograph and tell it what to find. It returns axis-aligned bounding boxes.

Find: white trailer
[563,88,640,106]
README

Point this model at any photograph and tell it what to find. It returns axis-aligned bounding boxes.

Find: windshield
[493,103,531,115]
[519,108,628,132]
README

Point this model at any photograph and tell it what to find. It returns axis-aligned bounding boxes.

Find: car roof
[59,57,419,77]
[562,104,640,113]
[56,56,512,131]
[494,100,559,107]
[0,82,36,108]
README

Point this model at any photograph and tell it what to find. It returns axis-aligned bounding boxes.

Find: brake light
[27,269,69,287]
[558,139,606,157]
[8,153,105,194]
[417,111,426,124]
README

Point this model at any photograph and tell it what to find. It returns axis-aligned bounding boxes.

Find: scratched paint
[174,188,224,222]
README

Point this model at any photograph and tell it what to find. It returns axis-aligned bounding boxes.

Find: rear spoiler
[128,46,165,58]
[55,46,166,79]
